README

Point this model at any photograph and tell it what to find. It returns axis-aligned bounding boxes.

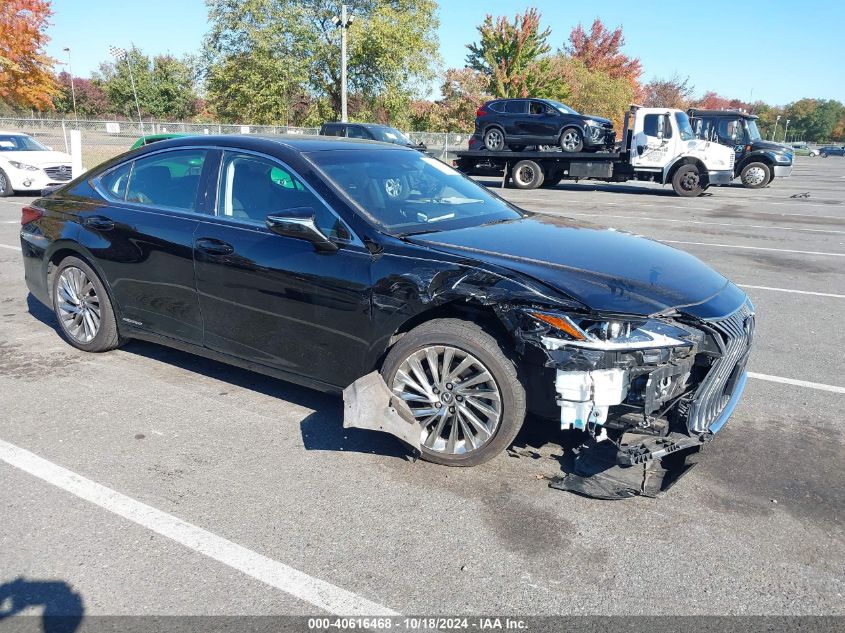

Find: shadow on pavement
[0,577,83,633]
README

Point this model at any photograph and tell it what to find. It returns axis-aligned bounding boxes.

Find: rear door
[82,148,214,344]
[193,150,373,387]
[502,100,528,138]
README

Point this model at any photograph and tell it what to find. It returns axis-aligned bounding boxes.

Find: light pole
[62,47,78,121]
[771,115,781,141]
[783,119,790,143]
[109,45,144,135]
[332,5,354,123]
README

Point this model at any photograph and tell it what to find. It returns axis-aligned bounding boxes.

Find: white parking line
[0,439,398,616]
[0,243,21,251]
[0,199,28,206]
[749,373,845,394]
[662,240,845,257]
[562,213,845,235]
[739,284,845,299]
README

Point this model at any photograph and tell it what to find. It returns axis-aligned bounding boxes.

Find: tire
[820,152,828,158]
[511,160,545,189]
[740,162,771,188]
[0,168,13,197]
[540,176,562,188]
[483,127,506,151]
[381,318,526,467]
[559,127,584,152]
[52,256,123,352]
[671,164,703,197]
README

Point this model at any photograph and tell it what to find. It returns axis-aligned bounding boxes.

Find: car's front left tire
[381,318,526,467]
[52,256,123,352]
[0,168,14,197]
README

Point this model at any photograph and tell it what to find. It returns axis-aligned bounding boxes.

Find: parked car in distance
[19,134,753,494]
[473,98,615,153]
[0,131,74,197]
[688,109,793,188]
[818,146,845,157]
[790,142,818,157]
[319,122,426,151]
[130,133,190,150]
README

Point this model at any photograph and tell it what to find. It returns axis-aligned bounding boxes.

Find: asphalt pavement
[0,156,842,618]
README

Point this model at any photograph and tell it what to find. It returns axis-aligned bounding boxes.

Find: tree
[53,72,109,118]
[551,57,635,129]
[204,0,440,124]
[784,98,845,142]
[693,91,751,111]
[642,75,694,109]
[0,0,58,110]
[466,8,562,98]
[96,47,200,120]
[563,19,641,90]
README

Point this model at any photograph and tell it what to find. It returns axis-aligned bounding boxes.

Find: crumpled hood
[0,150,72,166]
[408,216,740,317]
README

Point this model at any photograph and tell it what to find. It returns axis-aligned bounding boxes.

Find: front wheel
[672,164,703,197]
[559,128,584,152]
[0,168,13,197]
[381,319,526,467]
[511,159,545,189]
[740,162,771,188]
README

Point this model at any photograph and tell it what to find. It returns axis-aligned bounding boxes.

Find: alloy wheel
[56,266,101,343]
[484,129,504,151]
[561,130,582,152]
[390,345,502,456]
[744,166,766,186]
[0,172,7,195]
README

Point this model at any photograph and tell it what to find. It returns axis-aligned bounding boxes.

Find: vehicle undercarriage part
[342,372,421,452]
[555,369,628,429]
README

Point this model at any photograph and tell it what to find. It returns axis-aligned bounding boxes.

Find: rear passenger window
[346,126,369,139]
[126,150,207,210]
[98,162,132,200]
[505,100,526,114]
[322,125,344,137]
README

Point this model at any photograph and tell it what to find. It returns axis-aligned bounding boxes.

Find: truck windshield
[674,113,695,141]
[745,120,762,141]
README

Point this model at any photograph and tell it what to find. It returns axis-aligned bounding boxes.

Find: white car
[0,132,74,197]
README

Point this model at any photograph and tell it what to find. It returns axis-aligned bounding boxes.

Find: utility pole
[333,5,354,122]
[63,47,78,121]
[109,45,144,136]
[771,115,780,141]
[783,119,790,143]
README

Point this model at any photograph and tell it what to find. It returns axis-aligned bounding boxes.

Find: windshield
[370,126,411,144]
[546,100,579,115]
[745,119,762,141]
[308,149,524,236]
[0,134,49,151]
[674,113,696,141]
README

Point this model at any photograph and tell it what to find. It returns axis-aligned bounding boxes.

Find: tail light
[21,206,44,225]
[476,106,488,117]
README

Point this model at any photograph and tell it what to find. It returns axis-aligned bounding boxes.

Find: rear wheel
[52,256,123,352]
[671,164,703,197]
[511,160,545,189]
[560,128,584,153]
[483,127,506,151]
[381,319,526,467]
[740,162,770,188]
[0,168,13,197]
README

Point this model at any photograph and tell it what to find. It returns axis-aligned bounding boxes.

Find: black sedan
[19,135,753,493]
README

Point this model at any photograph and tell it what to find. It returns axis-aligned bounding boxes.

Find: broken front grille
[44,165,72,181]
[687,301,754,433]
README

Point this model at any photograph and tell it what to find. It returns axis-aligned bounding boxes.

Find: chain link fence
[0,117,470,169]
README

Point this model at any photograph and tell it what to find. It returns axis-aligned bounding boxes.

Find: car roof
[687,109,759,120]
[322,122,396,130]
[131,133,412,154]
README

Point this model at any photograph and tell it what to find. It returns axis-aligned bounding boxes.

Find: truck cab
[687,109,794,188]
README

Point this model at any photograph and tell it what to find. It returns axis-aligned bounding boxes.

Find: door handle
[196,237,234,255]
[84,215,114,230]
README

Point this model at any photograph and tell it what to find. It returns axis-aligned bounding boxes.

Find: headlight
[775,154,792,163]
[530,311,694,351]
[8,161,39,171]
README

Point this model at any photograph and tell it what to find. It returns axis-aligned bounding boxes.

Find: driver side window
[216,153,350,240]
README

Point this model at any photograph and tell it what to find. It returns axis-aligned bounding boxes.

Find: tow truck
[454,105,735,197]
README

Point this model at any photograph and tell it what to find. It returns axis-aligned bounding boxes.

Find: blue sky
[45,0,844,105]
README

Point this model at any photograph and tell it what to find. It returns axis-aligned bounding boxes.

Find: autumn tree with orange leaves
[564,19,642,92]
[0,0,58,111]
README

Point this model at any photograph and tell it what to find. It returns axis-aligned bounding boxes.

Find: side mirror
[265,207,338,252]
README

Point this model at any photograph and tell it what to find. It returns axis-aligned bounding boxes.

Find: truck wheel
[380,318,526,467]
[672,164,703,197]
[483,128,506,151]
[0,168,13,197]
[511,160,545,189]
[560,128,584,153]
[740,162,770,188]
